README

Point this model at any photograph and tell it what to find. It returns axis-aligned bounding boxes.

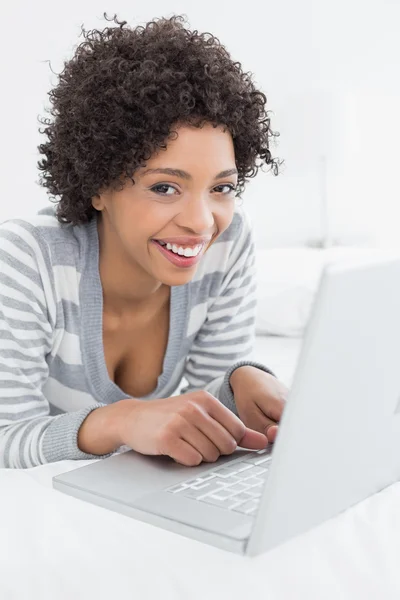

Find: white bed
[2,334,400,600]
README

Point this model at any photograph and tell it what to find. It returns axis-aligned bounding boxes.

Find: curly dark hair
[38,14,281,225]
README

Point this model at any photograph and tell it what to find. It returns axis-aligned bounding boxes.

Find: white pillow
[255,247,380,337]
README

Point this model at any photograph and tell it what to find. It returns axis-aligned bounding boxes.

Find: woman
[0,15,287,469]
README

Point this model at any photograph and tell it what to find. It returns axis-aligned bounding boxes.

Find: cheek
[117,202,173,249]
[215,199,236,232]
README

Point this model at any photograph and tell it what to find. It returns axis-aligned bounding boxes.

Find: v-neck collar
[79,217,189,403]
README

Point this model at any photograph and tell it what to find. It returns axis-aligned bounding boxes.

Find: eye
[213,184,237,195]
[150,183,179,196]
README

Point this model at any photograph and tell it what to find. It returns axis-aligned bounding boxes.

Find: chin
[156,267,198,287]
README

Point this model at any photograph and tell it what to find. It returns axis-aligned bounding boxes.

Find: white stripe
[0,425,25,467]
[53,330,83,365]
[185,365,224,379]
[211,280,256,307]
[2,222,56,323]
[207,299,255,323]
[200,328,252,342]
[191,339,253,355]
[53,265,81,304]
[0,354,47,370]
[0,259,46,306]
[0,281,42,312]
[182,373,205,388]
[211,313,255,333]
[0,371,45,384]
[191,240,234,282]
[0,237,37,271]
[0,303,45,323]
[0,325,48,343]
[0,387,42,399]
[187,302,208,337]
[188,354,245,367]
[28,215,59,228]
[42,377,95,412]
[33,420,50,465]
[0,338,47,353]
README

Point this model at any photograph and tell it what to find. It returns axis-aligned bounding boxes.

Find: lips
[151,239,205,269]
[154,236,212,246]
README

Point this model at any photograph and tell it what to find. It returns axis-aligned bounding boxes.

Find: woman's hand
[117,391,268,466]
[78,391,268,466]
[230,366,288,443]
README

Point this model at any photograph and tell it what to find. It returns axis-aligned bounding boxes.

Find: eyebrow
[141,167,238,180]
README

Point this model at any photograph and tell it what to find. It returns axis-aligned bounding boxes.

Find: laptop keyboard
[166,449,272,517]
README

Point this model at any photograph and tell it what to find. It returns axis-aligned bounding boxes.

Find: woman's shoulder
[0,205,90,270]
[194,206,253,279]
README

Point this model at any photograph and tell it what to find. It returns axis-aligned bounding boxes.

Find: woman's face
[94,123,238,287]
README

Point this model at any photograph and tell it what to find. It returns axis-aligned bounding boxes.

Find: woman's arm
[0,221,106,468]
[181,209,274,413]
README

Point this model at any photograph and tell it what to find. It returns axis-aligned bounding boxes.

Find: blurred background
[1,0,399,249]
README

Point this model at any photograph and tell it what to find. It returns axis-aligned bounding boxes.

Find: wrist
[113,398,144,446]
[230,365,260,393]
[78,398,141,455]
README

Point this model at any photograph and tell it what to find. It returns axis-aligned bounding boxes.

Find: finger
[245,402,281,438]
[192,412,238,456]
[255,388,287,422]
[200,394,246,443]
[266,425,279,443]
[166,438,203,467]
[239,427,268,450]
[181,423,223,463]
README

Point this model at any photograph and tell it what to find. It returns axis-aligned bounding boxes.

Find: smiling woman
[93,124,238,289]
[0,14,287,469]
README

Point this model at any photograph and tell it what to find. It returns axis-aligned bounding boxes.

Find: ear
[92,193,105,211]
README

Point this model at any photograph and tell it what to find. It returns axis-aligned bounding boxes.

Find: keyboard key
[195,474,217,484]
[232,463,253,473]
[232,465,268,480]
[243,454,272,466]
[213,466,240,478]
[232,498,260,515]
[212,487,237,500]
[253,456,272,466]
[182,486,216,500]
[167,483,189,493]
[197,481,228,497]
[224,482,249,494]
[246,466,268,477]
[229,491,255,505]
[244,477,265,487]
[185,479,223,497]
[201,495,239,509]
[245,487,263,499]
[191,480,214,490]
[234,469,257,480]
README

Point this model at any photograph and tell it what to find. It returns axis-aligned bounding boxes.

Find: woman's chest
[102,304,170,398]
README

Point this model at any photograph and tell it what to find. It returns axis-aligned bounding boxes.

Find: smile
[157,241,203,257]
[151,240,206,268]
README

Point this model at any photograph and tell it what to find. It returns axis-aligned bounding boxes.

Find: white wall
[1,0,399,247]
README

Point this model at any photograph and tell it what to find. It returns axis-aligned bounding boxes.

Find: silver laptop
[53,256,400,555]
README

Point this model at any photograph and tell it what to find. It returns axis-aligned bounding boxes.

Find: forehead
[143,123,236,173]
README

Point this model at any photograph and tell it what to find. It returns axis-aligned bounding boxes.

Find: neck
[96,216,165,314]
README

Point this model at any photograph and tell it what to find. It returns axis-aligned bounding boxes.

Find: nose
[175,194,215,233]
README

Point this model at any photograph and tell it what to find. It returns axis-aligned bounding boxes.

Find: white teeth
[164,243,203,257]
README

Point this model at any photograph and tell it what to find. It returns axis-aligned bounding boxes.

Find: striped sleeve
[0,221,103,468]
[182,211,274,414]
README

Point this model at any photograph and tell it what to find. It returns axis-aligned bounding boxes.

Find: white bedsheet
[2,336,400,600]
